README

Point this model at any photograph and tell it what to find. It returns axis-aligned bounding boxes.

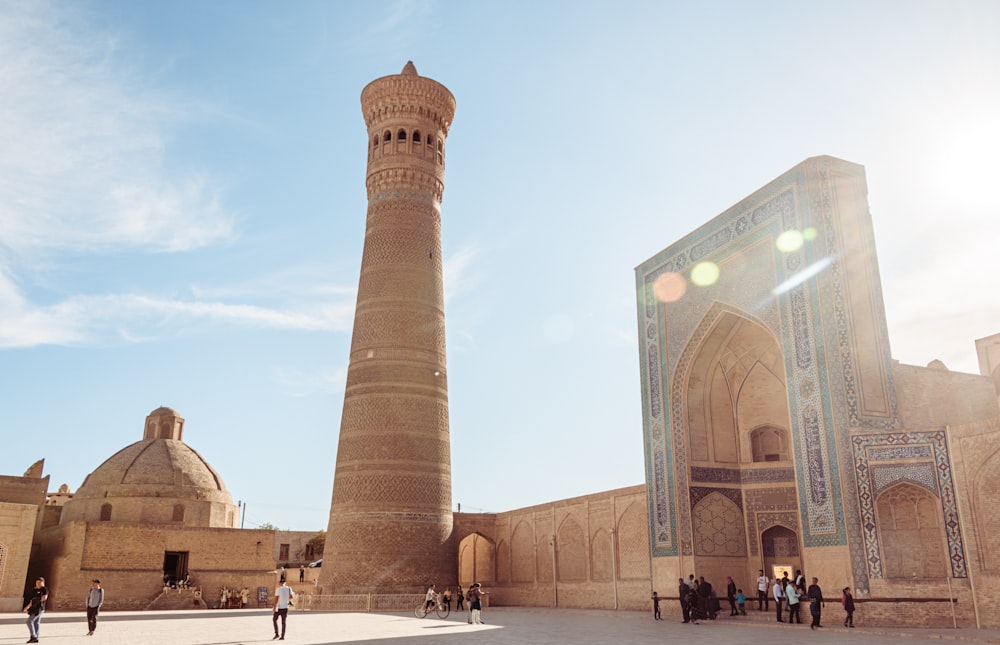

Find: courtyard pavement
[3,606,1000,645]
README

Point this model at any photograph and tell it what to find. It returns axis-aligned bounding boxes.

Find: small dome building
[29,407,274,611]
[59,407,238,528]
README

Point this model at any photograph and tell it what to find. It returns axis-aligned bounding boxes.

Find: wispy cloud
[273,366,347,398]
[443,243,480,302]
[0,290,356,350]
[338,0,438,55]
[0,2,234,255]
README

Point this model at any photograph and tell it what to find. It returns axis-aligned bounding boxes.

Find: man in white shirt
[273,580,295,640]
[772,578,784,623]
[756,570,769,611]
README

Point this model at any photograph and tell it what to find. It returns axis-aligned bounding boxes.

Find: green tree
[306,531,325,558]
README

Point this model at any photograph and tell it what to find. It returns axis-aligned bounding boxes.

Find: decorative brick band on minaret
[319,62,457,593]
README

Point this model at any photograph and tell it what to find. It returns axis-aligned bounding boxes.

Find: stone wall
[32,521,276,610]
[453,485,650,611]
[0,472,47,611]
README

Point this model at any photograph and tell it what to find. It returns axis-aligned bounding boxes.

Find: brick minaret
[319,62,457,593]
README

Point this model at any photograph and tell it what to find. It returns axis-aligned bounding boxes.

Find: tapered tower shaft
[320,62,456,593]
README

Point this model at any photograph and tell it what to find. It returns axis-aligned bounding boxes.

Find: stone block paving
[3,607,1000,645]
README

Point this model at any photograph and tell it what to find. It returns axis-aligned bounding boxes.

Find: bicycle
[414,599,451,619]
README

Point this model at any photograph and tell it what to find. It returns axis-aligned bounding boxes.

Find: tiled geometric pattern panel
[852,431,966,579]
[557,517,587,581]
[870,463,937,498]
[692,491,747,556]
[762,525,800,557]
[744,488,799,556]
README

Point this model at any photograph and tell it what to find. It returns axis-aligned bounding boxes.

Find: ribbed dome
[74,438,231,501]
[59,408,238,528]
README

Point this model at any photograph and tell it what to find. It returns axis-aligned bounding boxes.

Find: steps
[145,588,208,611]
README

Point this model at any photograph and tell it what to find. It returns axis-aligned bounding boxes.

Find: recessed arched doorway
[457,533,495,588]
[761,525,799,582]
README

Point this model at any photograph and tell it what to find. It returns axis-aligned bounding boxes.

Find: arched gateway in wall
[680,308,800,583]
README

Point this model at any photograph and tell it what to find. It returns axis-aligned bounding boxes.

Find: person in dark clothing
[23,577,48,643]
[650,591,662,620]
[726,576,738,616]
[807,577,825,629]
[841,587,855,627]
[678,578,691,623]
[697,576,714,619]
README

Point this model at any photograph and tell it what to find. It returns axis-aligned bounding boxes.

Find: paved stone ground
[2,607,999,645]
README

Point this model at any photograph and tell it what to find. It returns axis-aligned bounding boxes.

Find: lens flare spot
[653,272,687,302]
[802,227,818,241]
[690,262,720,286]
[776,230,804,253]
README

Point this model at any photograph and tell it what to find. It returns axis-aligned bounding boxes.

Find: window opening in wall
[413,131,421,143]
[751,426,789,462]
[383,131,391,143]
[100,503,112,521]
[172,504,185,522]
[373,135,379,148]
[279,543,290,561]
[397,129,406,141]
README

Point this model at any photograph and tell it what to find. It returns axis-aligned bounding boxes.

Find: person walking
[772,577,784,622]
[85,579,104,636]
[785,577,802,624]
[23,576,48,643]
[726,576,738,616]
[807,577,825,629]
[841,587,855,627]
[456,585,465,611]
[650,591,662,620]
[272,579,295,640]
[756,569,769,611]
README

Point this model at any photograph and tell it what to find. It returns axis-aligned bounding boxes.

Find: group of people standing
[426,582,489,624]
[758,569,854,629]
[659,569,854,630]
[668,574,742,623]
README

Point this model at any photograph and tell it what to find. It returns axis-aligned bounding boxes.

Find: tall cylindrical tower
[319,62,457,593]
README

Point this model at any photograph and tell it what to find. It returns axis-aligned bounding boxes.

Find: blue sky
[1,0,997,531]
